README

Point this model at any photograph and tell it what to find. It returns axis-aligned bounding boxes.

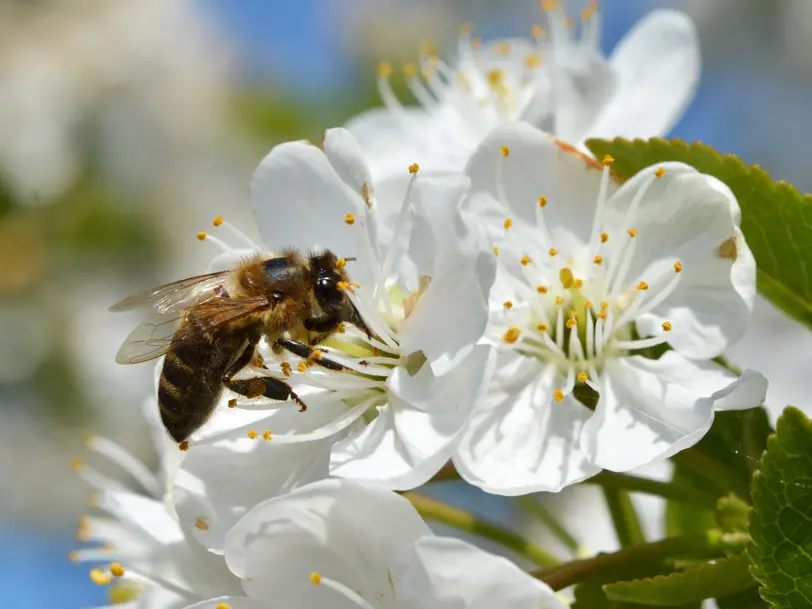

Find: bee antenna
[344,257,357,263]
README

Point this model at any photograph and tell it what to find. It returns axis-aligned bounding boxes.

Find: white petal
[551,51,615,145]
[400,536,566,609]
[329,345,493,489]
[603,163,754,357]
[586,10,700,141]
[465,122,616,255]
[583,352,766,471]
[455,355,600,495]
[224,479,430,607]
[322,128,374,201]
[184,597,270,609]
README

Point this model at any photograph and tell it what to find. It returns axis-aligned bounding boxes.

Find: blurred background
[0,0,810,606]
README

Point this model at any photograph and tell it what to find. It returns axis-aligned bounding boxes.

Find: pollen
[196,231,207,241]
[227,398,237,408]
[336,323,346,334]
[297,362,308,373]
[531,24,546,39]
[263,430,273,441]
[584,301,593,309]
[486,69,504,87]
[502,326,521,344]
[602,155,614,166]
[402,62,417,77]
[179,441,189,451]
[70,457,84,472]
[536,285,548,294]
[553,389,564,402]
[336,280,351,292]
[593,255,603,264]
[496,42,511,55]
[577,372,588,383]
[247,429,258,440]
[566,319,577,329]
[408,163,420,174]
[336,258,347,269]
[601,301,609,309]
[662,321,673,332]
[600,232,609,243]
[567,309,577,318]
[503,301,513,310]
[378,62,392,77]
[674,261,683,273]
[537,323,548,332]
[216,604,230,609]
[636,281,649,291]
[655,167,665,178]
[555,296,565,306]
[549,247,558,257]
[574,278,583,288]
[627,228,638,238]
[520,255,532,266]
[195,516,209,530]
[310,572,322,585]
[90,568,112,586]
[581,0,598,20]
[597,310,607,319]
[344,213,355,225]
[525,53,541,68]
[538,195,548,207]
[542,0,560,11]
[560,267,574,289]
[109,562,125,577]
[493,246,499,256]
[500,146,510,157]
[503,218,512,230]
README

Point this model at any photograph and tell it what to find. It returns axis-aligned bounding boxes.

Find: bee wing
[115,296,269,365]
[109,271,230,313]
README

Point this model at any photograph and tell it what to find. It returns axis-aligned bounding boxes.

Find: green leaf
[604,554,754,606]
[716,586,769,609]
[716,493,751,533]
[585,138,812,327]
[573,581,700,609]
[748,407,812,608]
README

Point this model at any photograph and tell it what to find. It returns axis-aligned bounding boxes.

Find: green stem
[534,530,727,591]
[404,492,559,568]
[517,495,582,555]
[671,448,750,499]
[586,471,718,509]
[602,487,646,548]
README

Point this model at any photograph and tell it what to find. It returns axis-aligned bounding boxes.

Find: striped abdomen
[158,324,248,442]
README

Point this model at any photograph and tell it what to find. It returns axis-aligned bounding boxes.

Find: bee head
[308,251,370,336]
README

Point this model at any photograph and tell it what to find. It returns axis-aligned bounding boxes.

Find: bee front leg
[223,377,308,412]
[275,338,345,371]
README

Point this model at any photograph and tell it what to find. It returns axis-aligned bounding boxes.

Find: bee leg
[224,377,308,412]
[275,338,345,371]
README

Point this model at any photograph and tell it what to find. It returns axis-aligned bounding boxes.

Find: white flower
[453,122,768,495]
[345,4,699,183]
[185,479,566,609]
[188,128,495,490]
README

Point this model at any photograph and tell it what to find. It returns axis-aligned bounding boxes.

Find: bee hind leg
[275,338,345,371]
[224,377,308,412]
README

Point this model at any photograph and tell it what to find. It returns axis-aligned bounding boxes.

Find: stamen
[260,395,379,445]
[503,301,513,310]
[344,213,355,225]
[636,281,648,291]
[593,255,603,264]
[310,573,377,609]
[520,255,532,266]
[549,248,558,257]
[531,24,546,39]
[247,430,258,439]
[377,62,404,111]
[662,321,672,332]
[90,568,112,586]
[600,232,608,243]
[536,285,548,294]
[212,216,264,250]
[555,307,564,350]
[674,261,683,273]
[493,247,500,256]
[553,389,564,402]
[503,326,521,344]
[501,146,510,157]
[263,430,273,440]
[560,267,574,289]
[587,163,612,259]
[655,167,665,178]
[110,563,125,577]
[504,218,513,230]
[578,371,588,383]
[613,334,670,351]
[84,436,159,498]
[537,323,548,332]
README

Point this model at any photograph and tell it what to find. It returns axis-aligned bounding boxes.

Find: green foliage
[573,581,700,609]
[749,407,812,608]
[716,494,751,533]
[603,554,753,606]
[585,137,812,328]
[716,586,769,609]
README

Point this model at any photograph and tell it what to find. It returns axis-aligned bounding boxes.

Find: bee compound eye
[316,277,342,308]
[271,291,284,302]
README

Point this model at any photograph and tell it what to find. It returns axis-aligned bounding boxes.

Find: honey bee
[110,250,369,443]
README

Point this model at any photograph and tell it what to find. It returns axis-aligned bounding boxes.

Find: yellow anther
[536,285,548,294]
[565,16,575,29]
[336,280,351,292]
[70,457,84,472]
[196,231,207,241]
[584,301,593,309]
[227,398,237,408]
[486,69,504,87]
[402,62,417,78]
[531,24,546,39]
[502,326,521,344]
[500,146,510,157]
[600,232,609,243]
[541,0,560,11]
[90,568,112,586]
[263,430,273,441]
[537,323,548,332]
[493,246,500,256]
[577,372,588,383]
[216,604,230,609]
[597,311,607,319]
[378,62,392,77]
[336,258,347,269]
[593,255,603,265]
[574,278,583,288]
[581,0,598,20]
[503,301,513,310]
[344,213,355,225]
[420,40,436,55]
[212,215,224,227]
[336,323,346,334]
[247,429,258,440]
[538,195,548,207]
[87,492,100,508]
[636,281,649,291]
[560,267,574,289]
[662,321,673,332]
[566,319,577,329]
[408,163,420,174]
[627,228,638,238]
[504,218,513,230]
[496,42,511,55]
[520,255,532,266]
[568,309,577,318]
[310,572,322,585]
[655,167,665,178]
[525,53,541,68]
[674,261,683,273]
[179,441,189,451]
[457,71,471,91]
[195,516,209,530]
[110,563,125,577]
[553,389,564,402]
[549,248,558,257]
[68,551,79,563]
[297,362,308,373]
[602,155,614,166]
[555,296,565,306]
[471,37,482,50]
[600,301,609,309]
